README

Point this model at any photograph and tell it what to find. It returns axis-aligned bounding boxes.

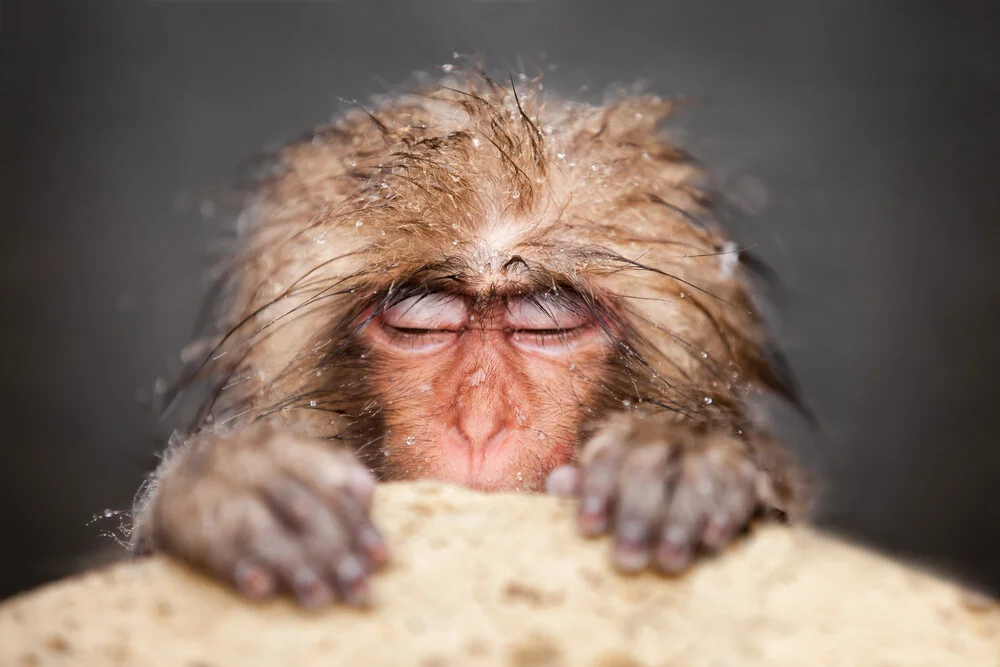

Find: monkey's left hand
[546,413,778,574]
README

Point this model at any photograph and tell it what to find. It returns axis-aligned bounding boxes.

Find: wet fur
[135,71,809,541]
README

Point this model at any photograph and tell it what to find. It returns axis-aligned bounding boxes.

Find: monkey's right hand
[136,425,388,609]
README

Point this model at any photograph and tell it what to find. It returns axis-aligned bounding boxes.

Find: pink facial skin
[365,291,610,490]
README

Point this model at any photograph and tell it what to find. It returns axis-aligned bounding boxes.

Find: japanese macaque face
[369,286,610,491]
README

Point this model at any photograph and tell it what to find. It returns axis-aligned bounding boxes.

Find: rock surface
[1,481,998,666]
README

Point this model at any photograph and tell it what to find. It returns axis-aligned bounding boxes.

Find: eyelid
[382,326,458,351]
[502,296,587,331]
[382,293,468,330]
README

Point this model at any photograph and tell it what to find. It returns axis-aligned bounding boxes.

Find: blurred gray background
[2,0,998,599]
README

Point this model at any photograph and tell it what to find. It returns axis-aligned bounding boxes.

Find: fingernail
[614,544,651,573]
[702,512,733,551]
[293,569,333,609]
[235,562,275,599]
[337,556,371,606]
[360,528,388,565]
[578,496,607,535]
[655,542,692,574]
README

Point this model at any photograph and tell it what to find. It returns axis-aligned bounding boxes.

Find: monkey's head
[198,75,785,493]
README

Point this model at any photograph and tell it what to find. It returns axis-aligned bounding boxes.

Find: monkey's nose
[455,400,508,452]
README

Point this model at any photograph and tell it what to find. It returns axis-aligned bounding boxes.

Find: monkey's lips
[430,427,572,492]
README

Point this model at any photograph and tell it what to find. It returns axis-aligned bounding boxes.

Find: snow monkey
[131,71,811,608]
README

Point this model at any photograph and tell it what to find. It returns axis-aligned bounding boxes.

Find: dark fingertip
[234,562,276,599]
[613,543,651,573]
[654,540,692,574]
[613,520,652,572]
[336,555,372,607]
[701,513,736,552]
[359,527,389,566]
[293,568,334,609]
[578,495,608,536]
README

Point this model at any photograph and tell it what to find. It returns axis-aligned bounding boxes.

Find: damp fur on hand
[131,68,813,608]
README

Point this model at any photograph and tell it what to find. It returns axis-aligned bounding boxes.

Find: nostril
[455,405,507,451]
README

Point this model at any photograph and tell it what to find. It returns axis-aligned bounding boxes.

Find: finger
[264,478,379,606]
[654,459,711,574]
[347,465,378,509]
[277,449,389,568]
[330,553,371,607]
[325,486,389,569]
[700,458,758,552]
[234,560,277,600]
[243,507,336,609]
[612,443,672,573]
[578,445,625,536]
[545,465,580,497]
[271,437,371,500]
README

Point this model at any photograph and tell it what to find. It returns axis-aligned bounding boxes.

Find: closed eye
[378,292,469,351]
[507,325,591,351]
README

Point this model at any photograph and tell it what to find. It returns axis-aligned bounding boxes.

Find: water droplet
[511,190,520,200]
[731,371,740,380]
[703,396,713,405]
[590,164,599,172]
[355,220,364,228]
[466,368,487,387]
[556,152,566,160]
[678,292,686,298]
[516,472,523,481]
[383,449,390,456]
[700,351,709,359]
[452,239,459,245]
[316,234,326,244]
[622,399,631,408]
[442,63,455,73]
[472,137,481,148]
[537,431,546,440]
[309,400,317,407]
[424,457,431,462]
[406,436,416,446]
[568,363,576,371]
[103,509,113,518]
[451,223,459,230]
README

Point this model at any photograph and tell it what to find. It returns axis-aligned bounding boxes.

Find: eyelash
[384,326,463,349]
[508,327,584,348]
[384,325,583,345]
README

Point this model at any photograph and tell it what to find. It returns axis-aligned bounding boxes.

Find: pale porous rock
[1,481,998,667]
